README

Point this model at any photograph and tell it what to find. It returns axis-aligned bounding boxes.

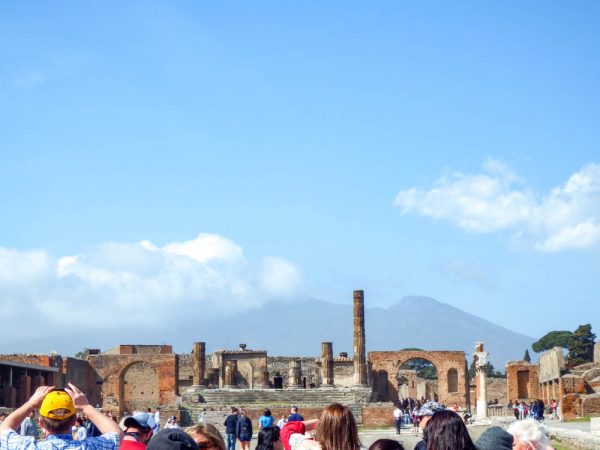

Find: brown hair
[184,424,226,450]
[41,415,76,435]
[314,403,361,450]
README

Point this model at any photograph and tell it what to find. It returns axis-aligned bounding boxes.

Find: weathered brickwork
[369,350,469,407]
[88,351,176,415]
[506,362,539,401]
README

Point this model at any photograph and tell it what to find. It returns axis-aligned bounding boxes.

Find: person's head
[184,424,226,450]
[148,429,200,450]
[124,412,154,445]
[27,410,36,419]
[230,407,238,414]
[39,390,77,435]
[507,418,550,450]
[422,410,477,450]
[256,426,282,450]
[75,417,84,427]
[263,409,272,417]
[314,403,360,450]
[239,409,246,417]
[475,426,513,450]
[368,439,405,450]
[290,406,298,414]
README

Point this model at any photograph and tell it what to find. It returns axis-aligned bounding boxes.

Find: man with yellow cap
[0,383,122,450]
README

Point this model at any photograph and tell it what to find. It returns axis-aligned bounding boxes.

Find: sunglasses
[196,441,213,449]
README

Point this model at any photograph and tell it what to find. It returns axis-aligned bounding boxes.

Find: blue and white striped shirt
[1,431,119,450]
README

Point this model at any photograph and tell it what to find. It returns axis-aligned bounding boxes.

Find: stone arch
[119,361,159,414]
[369,350,469,407]
[397,357,439,402]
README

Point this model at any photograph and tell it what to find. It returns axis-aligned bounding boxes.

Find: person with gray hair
[507,418,555,450]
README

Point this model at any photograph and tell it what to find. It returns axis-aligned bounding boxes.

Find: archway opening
[397,358,438,403]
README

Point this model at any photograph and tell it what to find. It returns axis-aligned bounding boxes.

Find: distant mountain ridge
[190,295,534,369]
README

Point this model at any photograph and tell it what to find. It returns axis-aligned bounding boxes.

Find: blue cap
[124,412,152,429]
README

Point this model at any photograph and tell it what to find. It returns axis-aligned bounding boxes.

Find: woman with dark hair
[259,409,274,429]
[256,426,282,450]
[369,439,405,450]
[282,403,361,450]
[421,410,477,450]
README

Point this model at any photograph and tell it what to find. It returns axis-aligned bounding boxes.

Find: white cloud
[0,233,303,343]
[395,160,600,252]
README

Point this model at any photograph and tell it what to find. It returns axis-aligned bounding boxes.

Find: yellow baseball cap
[39,390,76,419]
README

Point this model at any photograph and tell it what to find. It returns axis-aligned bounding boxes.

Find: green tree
[468,357,505,379]
[523,349,531,362]
[532,330,573,353]
[568,324,596,366]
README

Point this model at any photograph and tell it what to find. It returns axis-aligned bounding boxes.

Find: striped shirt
[1,431,119,450]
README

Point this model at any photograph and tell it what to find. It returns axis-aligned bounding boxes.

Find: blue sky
[1,1,599,354]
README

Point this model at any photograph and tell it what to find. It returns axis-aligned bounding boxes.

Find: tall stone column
[353,290,367,386]
[224,360,238,388]
[475,342,489,419]
[321,342,334,386]
[192,342,206,386]
[288,359,302,388]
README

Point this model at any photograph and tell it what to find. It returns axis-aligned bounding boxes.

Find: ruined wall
[177,354,194,393]
[369,350,468,407]
[64,357,102,405]
[268,357,319,388]
[103,345,173,355]
[472,377,507,404]
[333,359,354,387]
[88,353,176,415]
[539,348,565,383]
[506,362,539,401]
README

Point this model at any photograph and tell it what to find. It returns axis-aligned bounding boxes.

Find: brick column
[193,342,206,386]
[224,360,237,388]
[3,386,16,407]
[353,290,367,386]
[288,359,302,388]
[321,342,334,386]
[32,374,45,391]
[18,375,32,407]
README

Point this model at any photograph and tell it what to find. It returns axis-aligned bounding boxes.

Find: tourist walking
[236,409,252,450]
[223,407,239,450]
[393,405,402,434]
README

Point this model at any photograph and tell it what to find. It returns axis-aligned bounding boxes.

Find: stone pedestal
[321,342,334,386]
[353,290,367,386]
[224,360,238,388]
[288,359,302,388]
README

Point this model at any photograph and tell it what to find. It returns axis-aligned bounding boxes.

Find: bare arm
[65,383,122,437]
[0,386,54,433]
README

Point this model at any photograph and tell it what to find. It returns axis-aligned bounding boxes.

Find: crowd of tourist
[0,385,557,450]
[508,399,557,421]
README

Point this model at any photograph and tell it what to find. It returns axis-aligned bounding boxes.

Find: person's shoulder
[83,432,120,448]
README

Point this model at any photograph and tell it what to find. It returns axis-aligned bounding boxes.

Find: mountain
[190,296,534,369]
